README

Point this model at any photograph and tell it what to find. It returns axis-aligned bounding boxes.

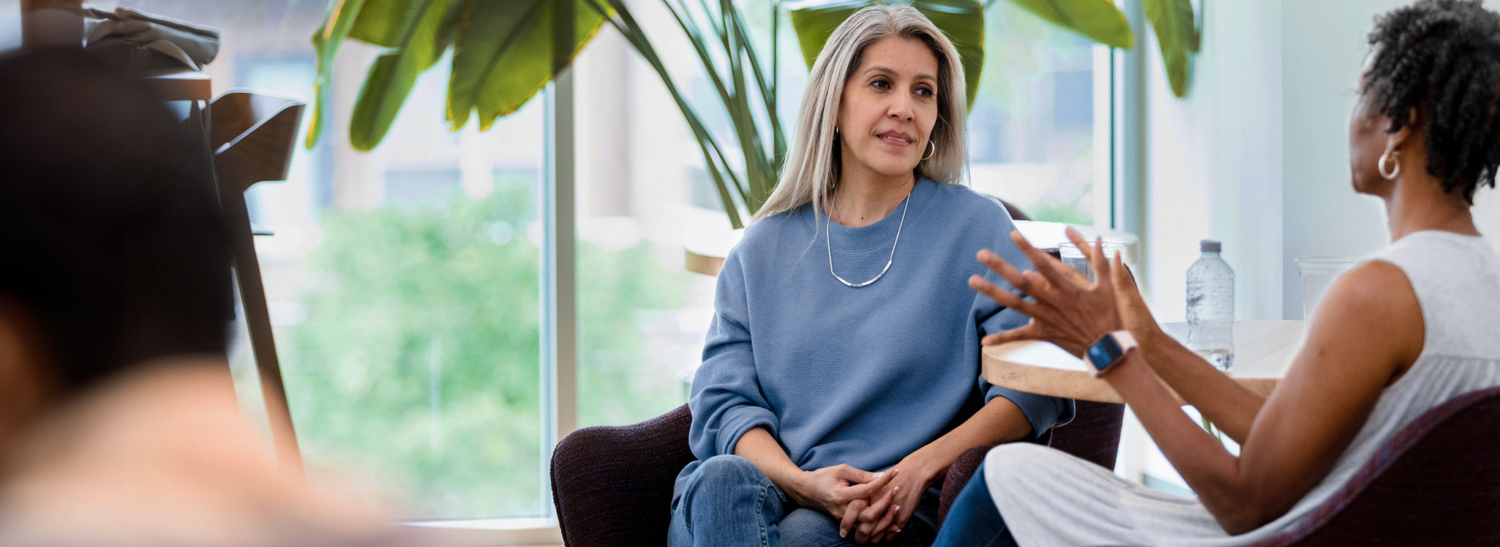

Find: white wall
[1279,0,1406,319]
[1138,0,1284,322]
[1136,0,1500,322]
[1477,186,1500,245]
[1123,0,1288,488]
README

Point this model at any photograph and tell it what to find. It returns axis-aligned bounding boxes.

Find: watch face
[1087,335,1123,371]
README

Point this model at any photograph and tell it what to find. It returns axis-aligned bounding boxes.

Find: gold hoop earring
[1378,150,1401,180]
[922,140,936,161]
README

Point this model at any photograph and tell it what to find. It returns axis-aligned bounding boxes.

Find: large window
[37,0,1115,532]
[564,0,1113,443]
[96,0,553,520]
[967,1,1111,226]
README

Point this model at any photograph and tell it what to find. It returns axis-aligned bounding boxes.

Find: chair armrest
[935,401,1123,528]
[1048,401,1126,471]
[551,404,696,547]
[937,443,997,527]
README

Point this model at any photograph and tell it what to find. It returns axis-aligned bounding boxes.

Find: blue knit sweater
[675,178,1074,498]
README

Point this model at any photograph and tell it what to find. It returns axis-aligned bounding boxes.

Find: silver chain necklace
[827,186,913,288]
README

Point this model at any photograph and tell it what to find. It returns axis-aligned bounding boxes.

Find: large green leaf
[347,0,421,47]
[1142,0,1198,97]
[447,0,612,131]
[348,0,448,151]
[435,0,473,53]
[308,0,369,148]
[1003,0,1132,49]
[785,0,985,111]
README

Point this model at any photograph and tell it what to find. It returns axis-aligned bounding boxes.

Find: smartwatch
[1086,330,1138,378]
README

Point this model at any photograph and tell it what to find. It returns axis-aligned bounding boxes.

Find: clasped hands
[789,449,941,544]
[792,229,1139,544]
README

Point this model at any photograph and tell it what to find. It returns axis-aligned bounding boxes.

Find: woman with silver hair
[669,5,1073,546]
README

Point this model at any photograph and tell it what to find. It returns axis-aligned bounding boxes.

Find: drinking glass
[1295,257,1362,319]
[1058,241,1128,282]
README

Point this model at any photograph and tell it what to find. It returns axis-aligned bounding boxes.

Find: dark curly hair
[1365,0,1500,204]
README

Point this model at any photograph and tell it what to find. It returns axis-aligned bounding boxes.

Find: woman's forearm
[1104,352,1257,533]
[734,426,810,497]
[1135,327,1265,444]
[912,396,1034,480]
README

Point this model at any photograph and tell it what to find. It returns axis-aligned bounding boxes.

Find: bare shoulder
[1320,261,1421,330]
[1309,260,1425,383]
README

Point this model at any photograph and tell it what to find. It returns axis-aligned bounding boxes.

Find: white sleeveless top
[983,231,1500,547]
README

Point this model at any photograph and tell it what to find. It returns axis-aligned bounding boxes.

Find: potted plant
[306,0,1197,227]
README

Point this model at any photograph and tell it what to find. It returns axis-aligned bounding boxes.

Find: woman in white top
[936,0,1500,545]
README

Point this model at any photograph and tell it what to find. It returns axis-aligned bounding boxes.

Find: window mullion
[541,67,578,519]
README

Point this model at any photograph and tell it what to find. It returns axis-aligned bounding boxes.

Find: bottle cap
[1201,239,1222,253]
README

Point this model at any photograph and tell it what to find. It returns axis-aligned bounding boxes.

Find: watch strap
[1086,330,1138,378]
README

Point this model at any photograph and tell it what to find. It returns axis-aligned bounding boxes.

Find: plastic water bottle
[1187,240,1235,371]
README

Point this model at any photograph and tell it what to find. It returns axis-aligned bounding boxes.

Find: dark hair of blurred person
[0,48,231,450]
[0,49,439,547]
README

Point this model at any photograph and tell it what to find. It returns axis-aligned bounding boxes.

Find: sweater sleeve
[687,250,779,461]
[971,221,1076,438]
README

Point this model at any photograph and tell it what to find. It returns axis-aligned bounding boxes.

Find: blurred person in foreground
[937,0,1500,545]
[0,48,431,546]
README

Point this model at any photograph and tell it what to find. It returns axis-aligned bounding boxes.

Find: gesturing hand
[1109,248,1165,347]
[969,228,1124,356]
[785,464,898,540]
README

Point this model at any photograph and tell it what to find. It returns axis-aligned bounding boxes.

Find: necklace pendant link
[828,186,913,288]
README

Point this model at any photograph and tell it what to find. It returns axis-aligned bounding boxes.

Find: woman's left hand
[969,228,1124,356]
[854,449,944,543]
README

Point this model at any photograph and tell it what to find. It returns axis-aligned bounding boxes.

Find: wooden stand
[205,93,308,477]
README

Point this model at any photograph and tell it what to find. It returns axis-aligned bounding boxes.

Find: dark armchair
[1083,386,1500,547]
[550,197,1103,545]
[551,400,1124,546]
[550,405,696,547]
[937,400,1124,526]
[1235,385,1500,546]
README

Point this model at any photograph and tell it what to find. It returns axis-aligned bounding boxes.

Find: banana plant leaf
[447,0,613,131]
[1002,0,1133,49]
[308,0,368,148]
[346,0,447,151]
[1141,0,1197,97]
[785,0,986,111]
[346,0,414,47]
[307,0,612,150]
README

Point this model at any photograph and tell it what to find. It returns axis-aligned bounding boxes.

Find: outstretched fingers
[1066,228,1114,296]
[969,273,1031,313]
[1010,230,1085,293]
[981,323,1043,347]
[974,249,1029,289]
[1111,250,1144,304]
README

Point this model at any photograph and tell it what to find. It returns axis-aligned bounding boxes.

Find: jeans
[669,455,939,547]
[929,462,1018,547]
